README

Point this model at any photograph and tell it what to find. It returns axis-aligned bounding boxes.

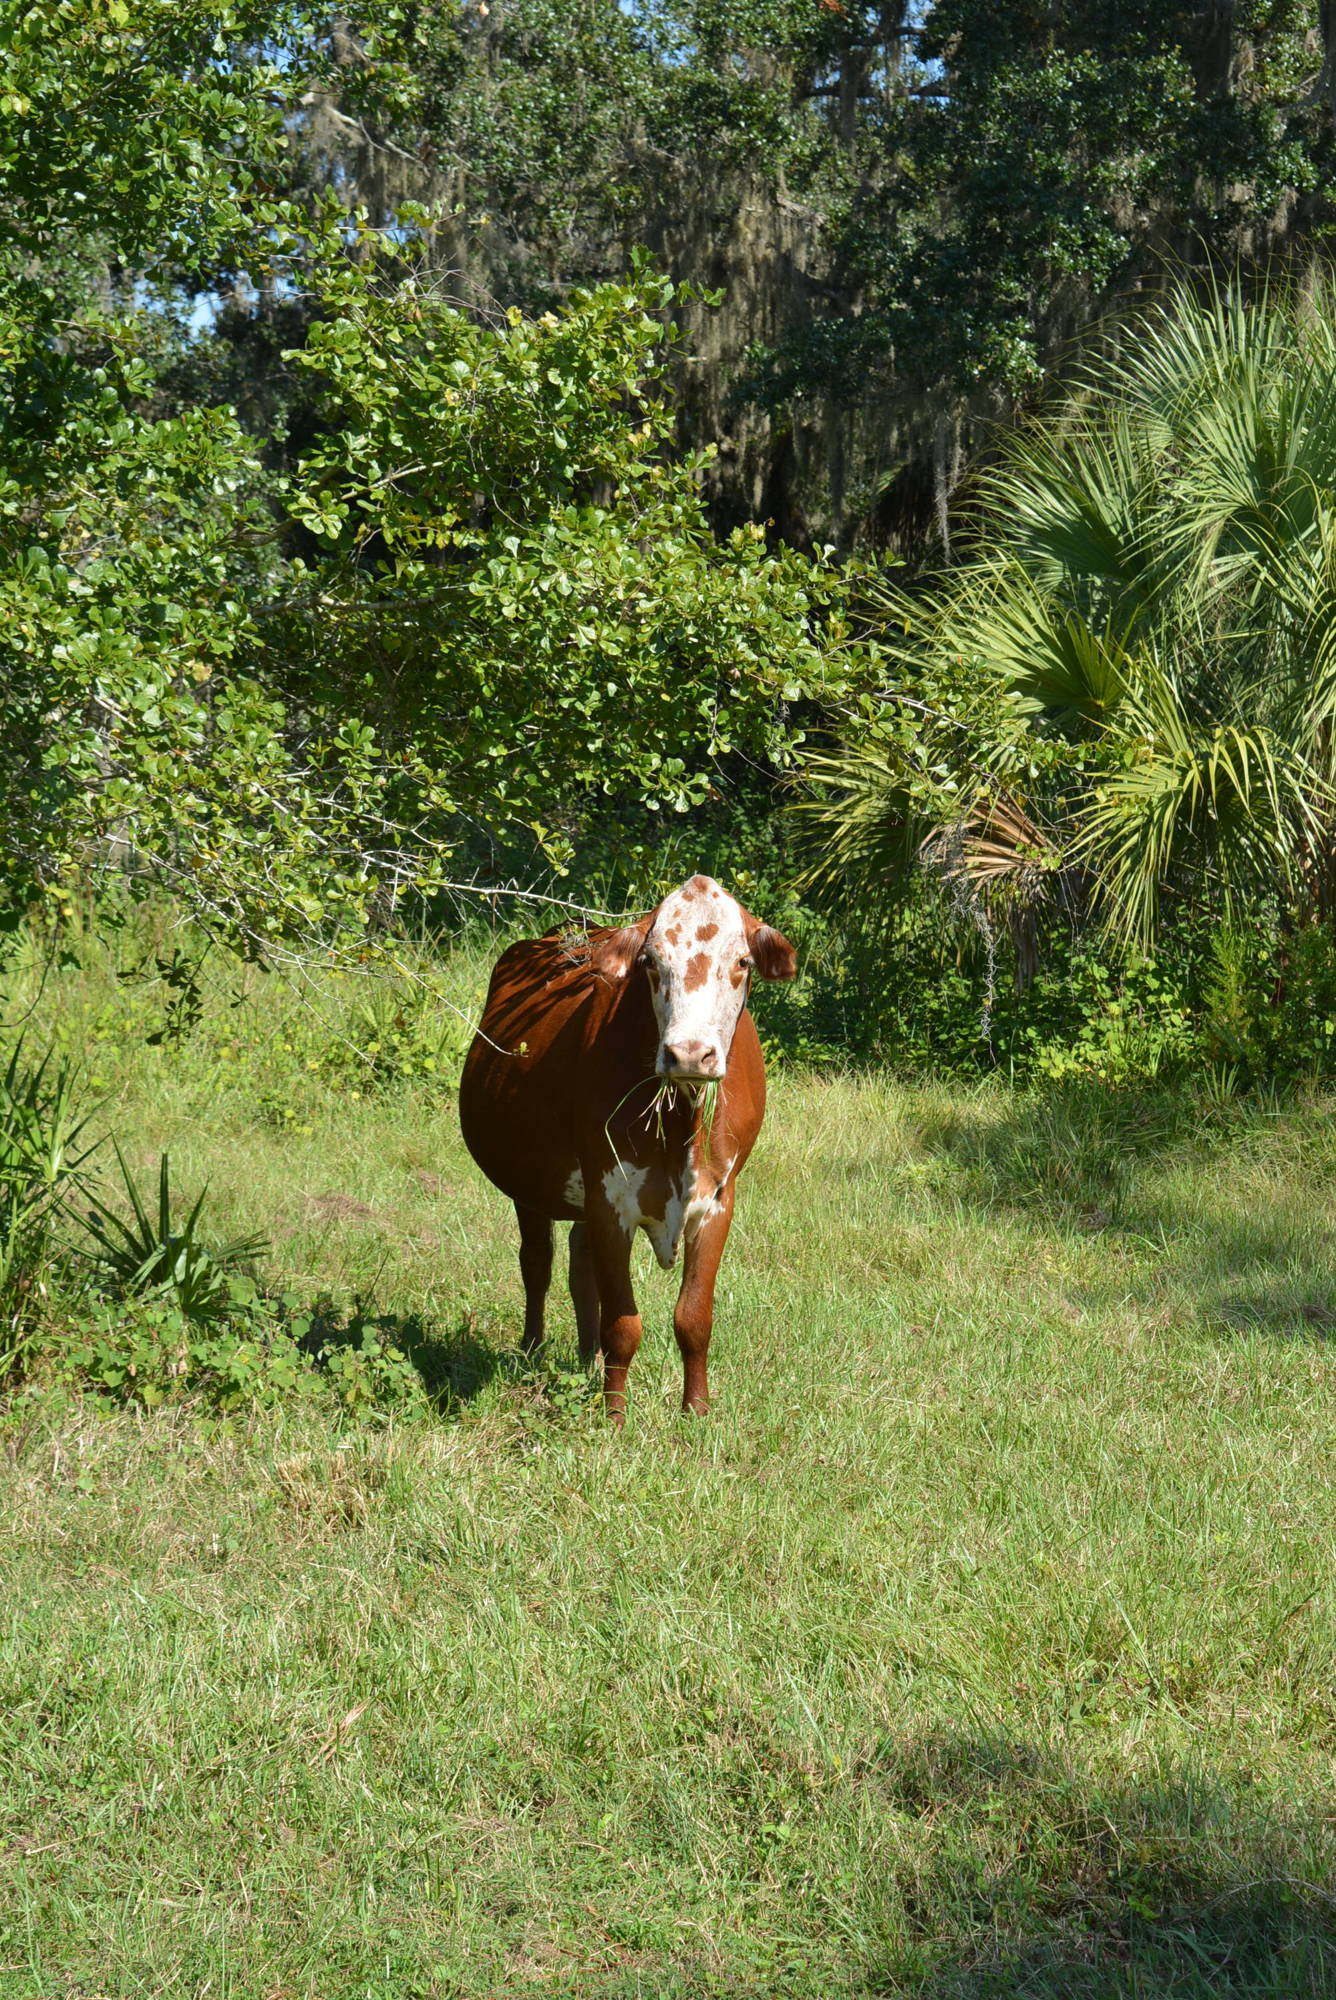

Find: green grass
[4,932,1336,1994]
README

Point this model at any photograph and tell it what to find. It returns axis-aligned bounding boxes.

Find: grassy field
[4,935,1336,1995]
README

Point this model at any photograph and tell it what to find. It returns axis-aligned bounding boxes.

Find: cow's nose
[661,1040,722,1079]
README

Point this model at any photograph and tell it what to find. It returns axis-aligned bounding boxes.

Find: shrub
[80,1148,268,1321]
[802,278,1336,998]
[57,1292,426,1414]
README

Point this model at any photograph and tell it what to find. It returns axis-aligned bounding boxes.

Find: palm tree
[805,276,1336,950]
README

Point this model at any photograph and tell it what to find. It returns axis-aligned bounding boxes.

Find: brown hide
[459,888,794,1419]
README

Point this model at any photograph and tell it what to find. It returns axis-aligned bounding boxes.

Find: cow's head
[593,874,797,1081]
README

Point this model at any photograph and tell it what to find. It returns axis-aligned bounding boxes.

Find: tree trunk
[1189,2,1235,98]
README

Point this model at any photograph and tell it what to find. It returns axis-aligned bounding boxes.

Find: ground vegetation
[4,928,1336,1993]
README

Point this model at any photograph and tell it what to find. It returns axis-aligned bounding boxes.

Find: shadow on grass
[1194,1281,1336,1344]
[306,1301,508,1412]
[910,1079,1214,1226]
[308,1301,602,1417]
[403,1314,512,1408]
[860,1730,1336,1998]
[908,1079,1336,1341]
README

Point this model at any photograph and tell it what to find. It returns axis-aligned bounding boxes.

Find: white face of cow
[591,874,798,1077]
[640,877,758,1082]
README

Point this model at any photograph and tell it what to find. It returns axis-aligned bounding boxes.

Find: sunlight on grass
[3,938,1336,1993]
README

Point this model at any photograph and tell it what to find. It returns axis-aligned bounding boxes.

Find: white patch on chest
[642,1155,737,1269]
[602,1149,737,1267]
[602,1161,648,1235]
[563,1167,585,1210]
[644,1161,692,1271]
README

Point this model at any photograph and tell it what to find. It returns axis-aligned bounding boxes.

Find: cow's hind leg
[673,1183,736,1415]
[568,1222,601,1368]
[516,1204,554,1356]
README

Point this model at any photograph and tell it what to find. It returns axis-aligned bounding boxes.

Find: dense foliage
[803,277,1336,1079]
[8,1,1336,1081]
[282,251,853,868]
[308,1,1336,545]
[0,2,859,962]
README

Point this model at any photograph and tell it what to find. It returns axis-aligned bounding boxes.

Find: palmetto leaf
[83,1147,268,1321]
[942,565,1133,723]
[803,273,1336,949]
[798,736,931,910]
[979,413,1165,619]
[1076,652,1323,943]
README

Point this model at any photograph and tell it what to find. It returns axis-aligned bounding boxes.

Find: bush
[754,886,1336,1089]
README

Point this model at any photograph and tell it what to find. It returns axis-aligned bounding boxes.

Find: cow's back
[460,933,622,1215]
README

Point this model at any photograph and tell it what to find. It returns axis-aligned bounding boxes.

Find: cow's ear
[748,923,798,982]
[590,919,649,981]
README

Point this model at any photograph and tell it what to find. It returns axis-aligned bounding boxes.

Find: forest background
[11,0,1336,1087]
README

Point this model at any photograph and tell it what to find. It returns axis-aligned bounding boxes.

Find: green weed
[0,1040,99,1372]
[81,1146,268,1320]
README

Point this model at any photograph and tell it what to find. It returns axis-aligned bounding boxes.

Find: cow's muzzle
[659,1039,723,1082]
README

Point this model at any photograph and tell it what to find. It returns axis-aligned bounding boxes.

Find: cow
[459,875,797,1421]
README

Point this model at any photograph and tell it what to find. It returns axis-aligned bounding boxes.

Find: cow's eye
[737,954,753,970]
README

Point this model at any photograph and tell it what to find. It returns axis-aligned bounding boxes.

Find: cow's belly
[459,1066,584,1219]
[463,1121,585,1220]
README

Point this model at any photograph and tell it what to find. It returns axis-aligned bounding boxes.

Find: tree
[0,2,863,956]
[0,0,311,923]
[281,0,880,539]
[757,1,1330,546]
[280,251,855,871]
[294,3,1334,551]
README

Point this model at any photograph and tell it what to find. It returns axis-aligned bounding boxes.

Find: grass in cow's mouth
[645,1074,719,1150]
[605,1074,720,1163]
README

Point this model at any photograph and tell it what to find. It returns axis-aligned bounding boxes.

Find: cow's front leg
[585,1206,641,1425]
[516,1204,553,1356]
[673,1181,736,1415]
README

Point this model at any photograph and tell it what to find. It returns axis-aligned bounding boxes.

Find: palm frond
[801,273,1336,949]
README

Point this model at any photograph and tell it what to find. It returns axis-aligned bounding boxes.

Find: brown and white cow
[459,875,797,1420]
